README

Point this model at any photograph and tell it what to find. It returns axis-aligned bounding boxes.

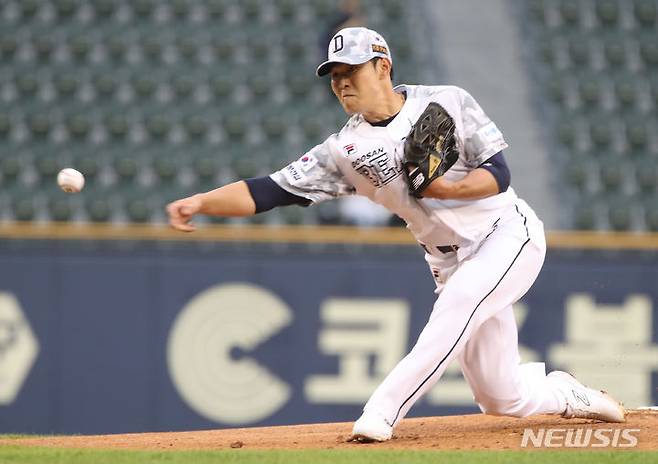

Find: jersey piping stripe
[391,205,531,425]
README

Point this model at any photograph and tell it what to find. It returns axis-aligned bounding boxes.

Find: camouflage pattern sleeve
[458,88,509,167]
[269,137,356,204]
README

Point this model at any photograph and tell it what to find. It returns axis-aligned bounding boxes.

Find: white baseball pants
[363,200,566,426]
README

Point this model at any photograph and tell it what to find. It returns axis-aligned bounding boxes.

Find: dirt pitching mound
[3,410,657,451]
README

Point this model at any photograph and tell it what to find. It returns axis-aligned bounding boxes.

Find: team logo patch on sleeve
[344,144,357,156]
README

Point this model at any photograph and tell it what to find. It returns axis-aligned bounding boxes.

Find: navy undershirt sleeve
[245,176,311,213]
[478,151,510,193]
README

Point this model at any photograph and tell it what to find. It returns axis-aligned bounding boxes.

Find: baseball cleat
[350,410,393,442]
[548,371,626,423]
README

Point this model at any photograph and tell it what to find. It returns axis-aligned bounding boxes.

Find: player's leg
[458,305,565,417]
[355,203,545,438]
[460,305,625,422]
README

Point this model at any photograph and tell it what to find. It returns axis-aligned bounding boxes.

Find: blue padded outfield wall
[0,241,657,434]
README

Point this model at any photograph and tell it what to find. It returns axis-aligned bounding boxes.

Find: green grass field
[0,446,655,464]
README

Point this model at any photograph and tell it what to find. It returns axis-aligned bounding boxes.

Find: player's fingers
[170,222,196,232]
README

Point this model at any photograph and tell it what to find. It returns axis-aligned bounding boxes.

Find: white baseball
[57,168,85,193]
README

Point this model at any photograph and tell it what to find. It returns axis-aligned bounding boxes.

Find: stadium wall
[0,225,657,434]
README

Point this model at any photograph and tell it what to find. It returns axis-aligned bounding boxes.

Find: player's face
[329,62,379,114]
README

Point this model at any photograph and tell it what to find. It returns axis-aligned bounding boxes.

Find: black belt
[437,245,459,254]
[421,243,460,254]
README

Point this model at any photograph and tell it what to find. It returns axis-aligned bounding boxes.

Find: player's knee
[478,397,529,418]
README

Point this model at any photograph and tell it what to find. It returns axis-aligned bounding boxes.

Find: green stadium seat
[152,155,178,183]
[141,37,162,62]
[211,37,235,61]
[261,111,286,140]
[1,156,21,184]
[382,0,403,20]
[248,74,271,99]
[193,155,219,184]
[634,0,657,27]
[599,160,624,192]
[105,114,129,140]
[19,0,40,19]
[94,74,117,99]
[573,201,597,230]
[16,75,38,98]
[625,119,648,149]
[636,159,657,193]
[125,196,151,223]
[645,200,658,231]
[55,73,79,98]
[608,201,633,231]
[230,148,259,178]
[132,75,157,99]
[34,153,60,180]
[589,117,612,148]
[33,35,55,61]
[311,0,333,19]
[206,0,226,19]
[105,36,127,62]
[54,0,77,18]
[171,0,190,20]
[11,194,36,221]
[613,76,637,108]
[568,36,591,68]
[302,115,323,142]
[172,75,195,99]
[210,75,233,100]
[84,189,113,222]
[73,155,100,181]
[527,0,547,24]
[276,0,296,21]
[639,36,658,67]
[288,73,312,100]
[93,0,117,19]
[0,36,18,60]
[183,116,208,140]
[283,35,307,62]
[603,39,626,68]
[66,114,91,140]
[241,0,262,20]
[48,195,73,222]
[595,0,620,27]
[556,118,577,147]
[133,0,155,18]
[0,113,10,139]
[280,206,305,225]
[545,74,568,104]
[176,37,199,62]
[145,114,172,140]
[114,156,138,183]
[68,35,92,62]
[27,113,53,139]
[560,0,582,25]
[578,77,602,107]
[223,113,247,141]
[564,158,590,191]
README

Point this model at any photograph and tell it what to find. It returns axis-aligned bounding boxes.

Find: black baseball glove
[402,102,459,198]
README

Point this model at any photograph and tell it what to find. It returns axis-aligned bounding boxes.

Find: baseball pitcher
[167,27,626,442]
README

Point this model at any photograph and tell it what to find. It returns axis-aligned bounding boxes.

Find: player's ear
[378,58,392,80]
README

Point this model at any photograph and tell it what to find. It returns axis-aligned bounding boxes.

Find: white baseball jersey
[270,84,576,428]
[271,84,513,260]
